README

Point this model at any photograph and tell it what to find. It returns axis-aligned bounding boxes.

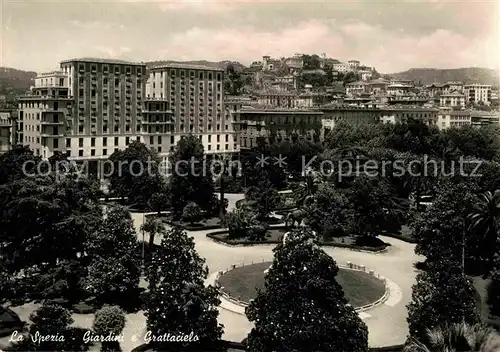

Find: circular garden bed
[217,261,385,308]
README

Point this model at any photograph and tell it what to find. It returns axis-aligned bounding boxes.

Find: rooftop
[150,63,224,71]
[346,81,367,86]
[60,57,144,66]
[441,91,465,97]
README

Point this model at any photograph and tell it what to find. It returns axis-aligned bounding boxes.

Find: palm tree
[467,190,500,276]
[404,322,500,352]
[140,217,165,248]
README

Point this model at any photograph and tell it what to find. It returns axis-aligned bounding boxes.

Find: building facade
[439,91,466,109]
[0,110,15,154]
[380,106,439,125]
[146,63,238,156]
[237,108,323,148]
[464,84,492,105]
[437,110,471,129]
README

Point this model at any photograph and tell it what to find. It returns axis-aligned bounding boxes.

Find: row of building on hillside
[1,57,498,176]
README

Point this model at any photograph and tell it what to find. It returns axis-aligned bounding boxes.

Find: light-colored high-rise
[146,63,238,157]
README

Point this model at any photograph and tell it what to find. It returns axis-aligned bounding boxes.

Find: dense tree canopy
[108,141,167,209]
[246,228,368,352]
[168,135,217,216]
[407,260,479,343]
[145,227,223,350]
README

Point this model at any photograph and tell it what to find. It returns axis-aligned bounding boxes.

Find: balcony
[41,133,65,138]
[41,120,64,126]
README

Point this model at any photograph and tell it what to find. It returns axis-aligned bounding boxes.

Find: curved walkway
[130,193,422,348]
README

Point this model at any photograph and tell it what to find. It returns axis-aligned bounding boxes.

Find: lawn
[217,261,386,308]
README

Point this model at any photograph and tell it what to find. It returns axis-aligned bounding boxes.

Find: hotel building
[18,59,148,175]
[146,63,238,156]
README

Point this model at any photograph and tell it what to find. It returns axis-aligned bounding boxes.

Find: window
[208,145,211,151]
[158,147,162,153]
[208,135,212,143]
[225,135,229,142]
[79,150,84,157]
[66,138,71,147]
[67,150,71,157]
[217,135,220,142]
[103,149,107,156]
[53,139,59,148]
[79,89,84,97]
[225,144,229,150]
[79,138,83,147]
[79,125,84,133]
[136,136,140,141]
[91,149,95,156]
[91,138,95,147]
[126,137,130,145]
[150,136,154,144]
[171,136,174,144]
[115,148,119,153]
[217,144,220,150]
[158,136,162,144]
[114,137,119,146]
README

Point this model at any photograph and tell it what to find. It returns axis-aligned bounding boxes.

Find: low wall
[215,260,391,313]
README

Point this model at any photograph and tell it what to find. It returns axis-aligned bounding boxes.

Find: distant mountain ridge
[384,67,500,86]
[0,67,36,97]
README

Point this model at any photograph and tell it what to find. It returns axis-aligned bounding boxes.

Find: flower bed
[206,227,389,253]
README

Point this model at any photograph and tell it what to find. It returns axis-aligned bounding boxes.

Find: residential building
[464,83,492,105]
[437,109,471,129]
[368,78,389,94]
[332,62,351,73]
[257,90,296,108]
[320,105,382,137]
[387,84,413,96]
[387,95,429,106]
[358,70,372,81]
[236,107,323,148]
[470,110,500,127]
[262,55,281,72]
[347,60,360,70]
[284,54,303,72]
[345,81,368,96]
[0,110,15,154]
[17,70,74,159]
[439,91,466,109]
[147,63,238,157]
[445,81,463,93]
[380,106,439,125]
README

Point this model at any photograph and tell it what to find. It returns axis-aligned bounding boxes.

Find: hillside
[146,60,247,71]
[384,67,500,86]
[0,67,36,97]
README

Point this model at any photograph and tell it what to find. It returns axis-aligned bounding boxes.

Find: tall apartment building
[464,84,492,105]
[146,63,238,157]
[17,59,148,176]
[17,71,73,159]
[60,58,147,160]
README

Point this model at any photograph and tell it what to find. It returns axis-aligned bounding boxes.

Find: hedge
[206,229,388,253]
[162,220,224,231]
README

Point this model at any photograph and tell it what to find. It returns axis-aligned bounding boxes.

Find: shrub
[92,305,126,336]
[226,209,252,239]
[182,202,202,224]
[93,305,126,352]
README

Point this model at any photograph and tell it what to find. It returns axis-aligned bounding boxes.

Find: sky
[1,0,499,73]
